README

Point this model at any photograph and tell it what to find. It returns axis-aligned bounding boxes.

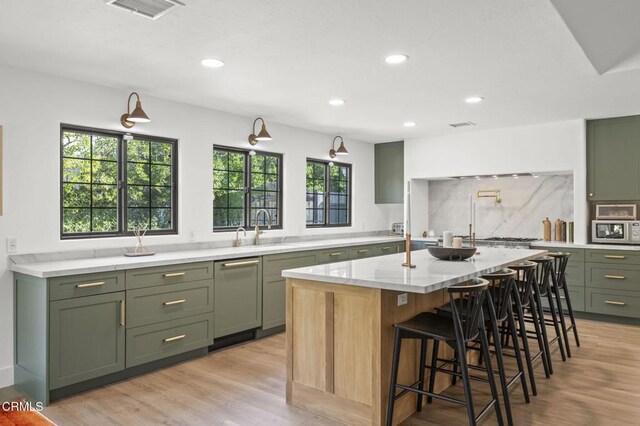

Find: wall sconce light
[248,117,272,145]
[329,136,349,159]
[120,92,150,129]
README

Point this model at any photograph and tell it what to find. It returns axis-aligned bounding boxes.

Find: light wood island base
[285,278,455,426]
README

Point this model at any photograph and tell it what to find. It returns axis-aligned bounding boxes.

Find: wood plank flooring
[3,317,640,425]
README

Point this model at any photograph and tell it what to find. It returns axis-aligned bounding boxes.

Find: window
[61,126,177,238]
[213,146,282,231]
[306,159,351,227]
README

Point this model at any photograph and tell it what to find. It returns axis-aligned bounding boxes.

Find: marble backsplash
[427,174,573,239]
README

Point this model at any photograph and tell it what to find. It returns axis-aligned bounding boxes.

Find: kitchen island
[282,247,547,425]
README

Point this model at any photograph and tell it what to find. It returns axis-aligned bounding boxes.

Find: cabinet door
[214,258,262,338]
[587,117,640,201]
[49,292,125,389]
[375,141,404,204]
[263,277,286,330]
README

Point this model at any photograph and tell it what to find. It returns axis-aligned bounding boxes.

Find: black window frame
[213,145,284,232]
[306,158,352,228]
[60,124,178,239]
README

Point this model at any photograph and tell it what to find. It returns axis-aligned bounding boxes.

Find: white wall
[404,120,587,242]
[0,65,391,387]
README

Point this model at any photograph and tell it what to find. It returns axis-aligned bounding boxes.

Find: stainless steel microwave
[592,220,640,244]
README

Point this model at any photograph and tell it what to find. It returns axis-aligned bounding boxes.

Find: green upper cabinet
[375,141,404,204]
[587,116,640,201]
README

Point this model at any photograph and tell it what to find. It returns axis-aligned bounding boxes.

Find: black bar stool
[437,270,529,426]
[509,261,551,388]
[386,278,504,426]
[549,252,580,354]
[528,256,567,365]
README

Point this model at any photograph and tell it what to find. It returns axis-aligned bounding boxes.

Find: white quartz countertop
[282,247,547,294]
[530,241,640,251]
[10,236,404,278]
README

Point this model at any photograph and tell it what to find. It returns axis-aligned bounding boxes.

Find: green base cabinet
[50,292,126,389]
[214,258,262,338]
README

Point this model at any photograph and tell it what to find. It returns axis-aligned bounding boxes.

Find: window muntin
[61,126,177,238]
[213,146,282,231]
[306,160,351,227]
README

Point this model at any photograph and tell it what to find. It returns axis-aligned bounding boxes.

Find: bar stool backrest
[510,261,537,307]
[549,252,570,289]
[533,256,554,296]
[483,269,517,322]
[448,278,489,343]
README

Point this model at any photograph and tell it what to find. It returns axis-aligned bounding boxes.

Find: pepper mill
[543,217,551,241]
[555,219,563,242]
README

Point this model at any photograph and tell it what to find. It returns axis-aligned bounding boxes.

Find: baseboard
[0,365,14,388]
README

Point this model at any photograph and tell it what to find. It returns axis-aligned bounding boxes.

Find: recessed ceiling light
[403,121,416,127]
[384,54,409,64]
[201,58,225,68]
[329,99,345,106]
[465,96,484,104]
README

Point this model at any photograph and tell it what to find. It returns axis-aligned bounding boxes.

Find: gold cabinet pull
[357,249,369,253]
[163,299,186,306]
[605,300,626,306]
[605,275,626,280]
[76,281,107,288]
[329,252,343,257]
[605,255,626,260]
[222,259,260,268]
[163,334,186,343]
[120,300,125,327]
[381,246,391,250]
[163,272,186,278]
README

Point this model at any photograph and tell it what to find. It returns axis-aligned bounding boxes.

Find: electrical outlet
[6,237,17,254]
[188,231,195,242]
[397,293,408,306]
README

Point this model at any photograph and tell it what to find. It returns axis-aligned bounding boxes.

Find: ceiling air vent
[106,0,185,20]
[448,121,476,128]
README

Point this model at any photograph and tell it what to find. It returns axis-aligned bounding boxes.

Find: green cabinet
[587,116,640,201]
[49,292,125,389]
[375,141,404,204]
[349,245,375,259]
[214,258,262,338]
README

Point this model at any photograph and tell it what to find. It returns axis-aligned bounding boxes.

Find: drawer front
[585,263,640,291]
[126,280,214,328]
[564,263,585,288]
[126,261,214,290]
[541,286,585,312]
[317,248,349,264]
[586,288,640,318]
[349,246,374,259]
[49,271,125,301]
[126,313,214,367]
[586,249,640,265]
[374,243,403,256]
[535,246,585,262]
[263,251,317,278]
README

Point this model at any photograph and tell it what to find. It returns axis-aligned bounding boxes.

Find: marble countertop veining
[530,241,640,251]
[10,236,404,278]
[282,247,547,294]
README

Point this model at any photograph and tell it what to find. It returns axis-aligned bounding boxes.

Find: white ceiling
[1,0,640,142]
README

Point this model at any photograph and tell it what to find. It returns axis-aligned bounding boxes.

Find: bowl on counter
[427,246,477,261]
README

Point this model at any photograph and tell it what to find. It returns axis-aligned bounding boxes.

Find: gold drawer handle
[163,299,186,306]
[222,259,260,268]
[163,272,186,278]
[605,255,626,259]
[605,275,626,280]
[605,300,626,306]
[164,334,186,343]
[357,249,369,253]
[381,246,391,250]
[76,281,107,288]
[329,252,343,257]
[120,300,125,327]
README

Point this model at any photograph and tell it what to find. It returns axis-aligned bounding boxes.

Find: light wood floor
[4,317,640,425]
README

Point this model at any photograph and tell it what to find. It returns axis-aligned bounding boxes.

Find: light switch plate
[6,237,17,253]
[397,293,408,306]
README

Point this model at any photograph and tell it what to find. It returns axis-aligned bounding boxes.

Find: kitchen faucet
[234,227,246,247]
[254,209,272,245]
